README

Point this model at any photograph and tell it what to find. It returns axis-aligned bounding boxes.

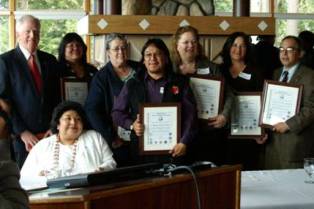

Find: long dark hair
[58,32,87,65]
[140,38,173,73]
[221,32,253,69]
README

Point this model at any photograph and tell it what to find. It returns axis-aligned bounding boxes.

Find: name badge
[197,67,210,75]
[239,72,251,80]
[160,87,164,94]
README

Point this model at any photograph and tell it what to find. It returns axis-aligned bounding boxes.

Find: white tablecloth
[241,169,314,209]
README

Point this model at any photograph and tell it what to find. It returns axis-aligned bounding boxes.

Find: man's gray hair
[105,33,127,50]
[16,15,41,32]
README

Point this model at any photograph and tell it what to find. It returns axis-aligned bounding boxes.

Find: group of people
[0,15,313,194]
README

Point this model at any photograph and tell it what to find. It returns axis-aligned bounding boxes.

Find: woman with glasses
[85,33,139,167]
[58,32,97,83]
[171,26,234,165]
[220,32,265,170]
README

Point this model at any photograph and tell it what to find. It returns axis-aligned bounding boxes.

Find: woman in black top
[58,32,97,83]
[220,32,265,170]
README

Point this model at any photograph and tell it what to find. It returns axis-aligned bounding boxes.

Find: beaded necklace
[52,135,78,175]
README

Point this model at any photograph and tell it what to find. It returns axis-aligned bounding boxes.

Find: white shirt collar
[19,45,37,60]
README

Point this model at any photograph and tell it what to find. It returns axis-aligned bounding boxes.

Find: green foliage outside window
[0,0,8,9]
[275,0,314,45]
[214,0,232,12]
[0,16,9,54]
[39,19,77,56]
[17,0,83,10]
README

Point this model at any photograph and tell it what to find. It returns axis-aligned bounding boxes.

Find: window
[17,0,84,10]
[0,16,9,53]
[0,0,8,10]
[39,19,78,56]
[251,0,270,13]
[276,0,314,13]
[214,0,233,14]
[275,0,314,45]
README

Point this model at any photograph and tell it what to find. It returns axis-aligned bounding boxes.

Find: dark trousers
[12,137,28,169]
[193,128,227,166]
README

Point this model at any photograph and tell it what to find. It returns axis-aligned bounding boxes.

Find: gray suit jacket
[265,64,314,169]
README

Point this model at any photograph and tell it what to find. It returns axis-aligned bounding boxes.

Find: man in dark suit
[0,15,61,168]
[265,36,314,169]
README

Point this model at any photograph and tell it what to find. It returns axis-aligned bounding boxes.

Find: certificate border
[60,77,89,103]
[139,103,181,155]
[259,80,303,128]
[189,75,224,120]
[229,92,265,139]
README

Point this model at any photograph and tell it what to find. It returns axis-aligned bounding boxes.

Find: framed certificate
[230,92,263,138]
[60,77,89,105]
[139,103,181,155]
[189,75,224,120]
[260,80,303,128]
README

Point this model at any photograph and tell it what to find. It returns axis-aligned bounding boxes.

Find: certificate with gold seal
[139,103,181,155]
[189,75,224,120]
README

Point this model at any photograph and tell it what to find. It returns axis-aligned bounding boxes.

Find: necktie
[281,71,289,83]
[28,54,42,94]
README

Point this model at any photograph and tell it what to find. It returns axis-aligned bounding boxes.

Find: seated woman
[58,32,97,83]
[21,101,116,180]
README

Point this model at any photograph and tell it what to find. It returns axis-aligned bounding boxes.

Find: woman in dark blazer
[85,33,139,167]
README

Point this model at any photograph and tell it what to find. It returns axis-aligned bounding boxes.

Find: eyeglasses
[110,46,127,52]
[279,47,298,53]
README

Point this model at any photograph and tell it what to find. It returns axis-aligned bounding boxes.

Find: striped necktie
[281,71,289,83]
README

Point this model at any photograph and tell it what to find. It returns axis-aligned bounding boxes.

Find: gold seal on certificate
[139,103,181,155]
[189,75,224,120]
[260,80,303,128]
[230,92,262,138]
[60,77,89,105]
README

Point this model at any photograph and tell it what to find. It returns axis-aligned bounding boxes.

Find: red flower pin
[172,86,179,95]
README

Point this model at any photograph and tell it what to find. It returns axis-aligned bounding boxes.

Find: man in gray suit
[265,36,314,169]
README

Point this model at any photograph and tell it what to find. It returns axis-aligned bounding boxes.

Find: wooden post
[270,0,275,17]
[233,0,250,17]
[9,0,16,49]
[84,0,91,63]
[98,0,104,14]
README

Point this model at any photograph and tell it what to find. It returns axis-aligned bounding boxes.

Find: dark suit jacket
[0,46,61,135]
[0,160,29,209]
[265,64,314,169]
